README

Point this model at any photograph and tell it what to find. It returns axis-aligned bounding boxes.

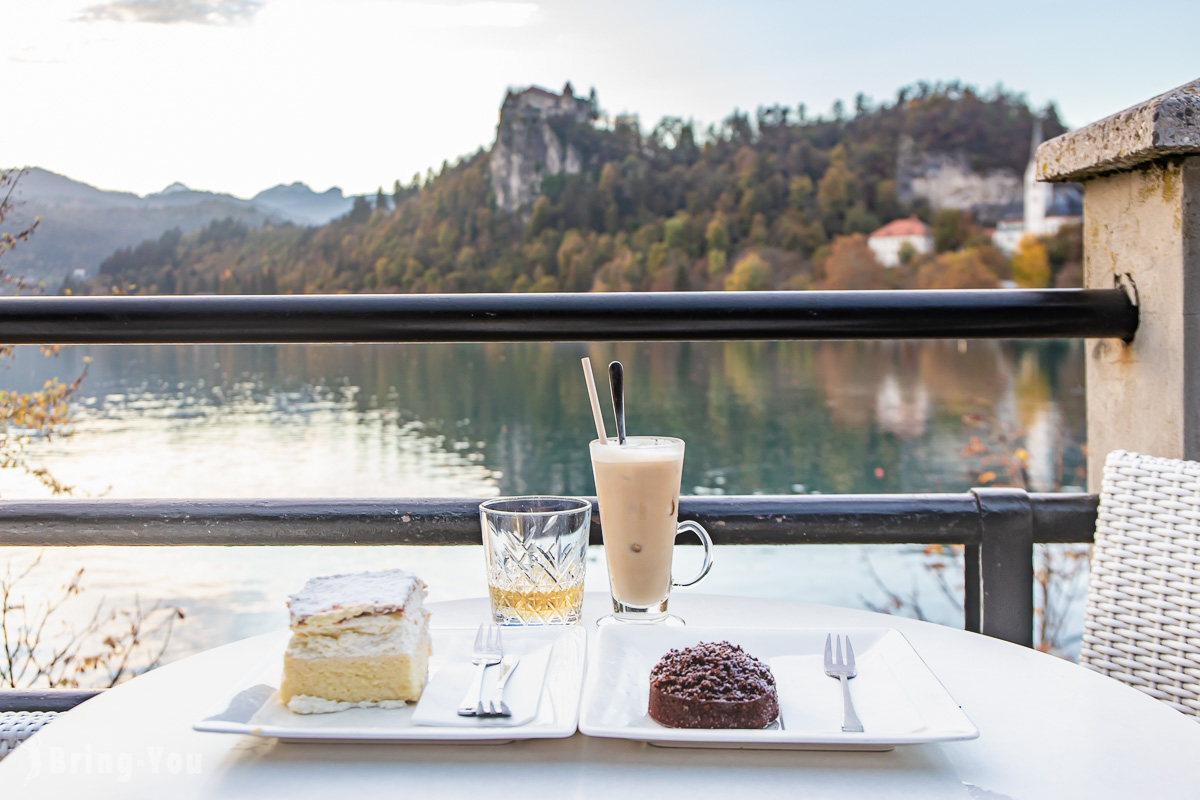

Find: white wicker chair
[0,711,59,761]
[1081,450,1200,718]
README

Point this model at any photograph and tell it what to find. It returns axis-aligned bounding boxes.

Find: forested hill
[68,83,1070,297]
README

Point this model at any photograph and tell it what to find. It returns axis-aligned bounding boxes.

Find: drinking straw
[581,357,609,444]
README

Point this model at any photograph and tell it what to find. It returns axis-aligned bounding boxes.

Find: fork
[457,623,503,716]
[479,654,519,717]
[824,634,864,733]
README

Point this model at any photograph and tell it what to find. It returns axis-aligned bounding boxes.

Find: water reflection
[0,340,1086,661]
[0,340,1086,497]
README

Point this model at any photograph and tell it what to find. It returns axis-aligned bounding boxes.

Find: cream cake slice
[280,568,431,714]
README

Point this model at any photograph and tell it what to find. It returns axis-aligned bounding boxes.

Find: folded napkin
[411,628,559,727]
[769,653,924,736]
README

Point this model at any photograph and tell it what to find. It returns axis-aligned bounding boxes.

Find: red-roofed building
[867,216,933,267]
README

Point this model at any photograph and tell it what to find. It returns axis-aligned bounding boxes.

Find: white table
[3,593,1198,799]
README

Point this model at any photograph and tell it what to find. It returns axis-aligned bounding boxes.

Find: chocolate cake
[648,641,779,729]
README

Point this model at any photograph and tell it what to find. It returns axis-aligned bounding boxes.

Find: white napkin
[769,653,925,736]
[411,629,559,727]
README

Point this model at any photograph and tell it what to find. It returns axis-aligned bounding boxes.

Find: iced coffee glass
[589,437,713,623]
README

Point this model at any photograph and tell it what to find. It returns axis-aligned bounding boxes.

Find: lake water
[0,340,1089,675]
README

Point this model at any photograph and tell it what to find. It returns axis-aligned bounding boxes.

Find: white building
[991,119,1082,254]
[867,216,934,267]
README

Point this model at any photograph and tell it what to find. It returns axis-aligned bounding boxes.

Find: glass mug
[479,496,590,625]
[589,437,713,623]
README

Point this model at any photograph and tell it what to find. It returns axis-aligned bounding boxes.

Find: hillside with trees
[66,82,1081,297]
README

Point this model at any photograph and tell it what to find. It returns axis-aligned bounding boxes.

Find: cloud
[75,0,264,25]
[387,2,540,29]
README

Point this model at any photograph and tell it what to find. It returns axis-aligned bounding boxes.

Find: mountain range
[1,168,358,285]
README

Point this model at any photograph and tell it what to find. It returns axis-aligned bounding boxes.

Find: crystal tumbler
[479,496,591,625]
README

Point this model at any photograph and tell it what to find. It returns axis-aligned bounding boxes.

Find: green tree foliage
[73,83,1058,297]
[348,195,372,224]
[788,175,814,210]
[932,209,987,253]
[816,146,858,234]
[706,212,730,253]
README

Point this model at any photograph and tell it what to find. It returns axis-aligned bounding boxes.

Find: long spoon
[608,360,627,445]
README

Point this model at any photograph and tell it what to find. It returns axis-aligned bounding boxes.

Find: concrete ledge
[1037,78,1200,182]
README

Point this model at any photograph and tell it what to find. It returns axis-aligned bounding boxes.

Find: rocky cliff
[895,136,1023,221]
[489,83,592,213]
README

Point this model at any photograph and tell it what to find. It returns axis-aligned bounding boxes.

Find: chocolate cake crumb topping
[649,641,775,702]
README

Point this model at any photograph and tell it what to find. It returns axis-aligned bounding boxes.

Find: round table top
[2,593,1198,799]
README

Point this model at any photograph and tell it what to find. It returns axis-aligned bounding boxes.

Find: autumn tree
[0,168,86,495]
[0,182,181,685]
[916,248,1001,289]
[724,251,771,291]
[821,234,890,290]
[1012,235,1051,288]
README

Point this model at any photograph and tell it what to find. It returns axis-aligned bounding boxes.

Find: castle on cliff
[490,83,593,213]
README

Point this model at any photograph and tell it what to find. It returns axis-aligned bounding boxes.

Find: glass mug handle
[671,520,714,588]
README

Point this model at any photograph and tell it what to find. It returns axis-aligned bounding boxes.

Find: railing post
[963,543,981,634]
[1037,77,1200,489]
[970,488,1034,647]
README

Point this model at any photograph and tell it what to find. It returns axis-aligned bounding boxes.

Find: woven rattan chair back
[0,711,59,761]
[1081,450,1200,718]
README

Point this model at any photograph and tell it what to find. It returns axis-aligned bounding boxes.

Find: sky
[4,0,1197,199]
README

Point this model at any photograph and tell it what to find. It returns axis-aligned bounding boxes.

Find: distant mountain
[139,182,258,209]
[252,183,354,227]
[1,168,358,286]
[154,182,192,195]
[14,167,142,207]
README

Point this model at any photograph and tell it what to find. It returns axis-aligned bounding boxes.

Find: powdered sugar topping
[288,568,424,627]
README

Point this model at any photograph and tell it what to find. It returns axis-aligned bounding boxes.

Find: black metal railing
[0,289,1137,343]
[0,288,1131,711]
[0,490,1097,648]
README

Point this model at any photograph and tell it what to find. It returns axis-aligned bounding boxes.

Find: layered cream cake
[280,568,431,714]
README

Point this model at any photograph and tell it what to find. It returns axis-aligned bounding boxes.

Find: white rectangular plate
[578,626,978,750]
[194,626,586,743]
